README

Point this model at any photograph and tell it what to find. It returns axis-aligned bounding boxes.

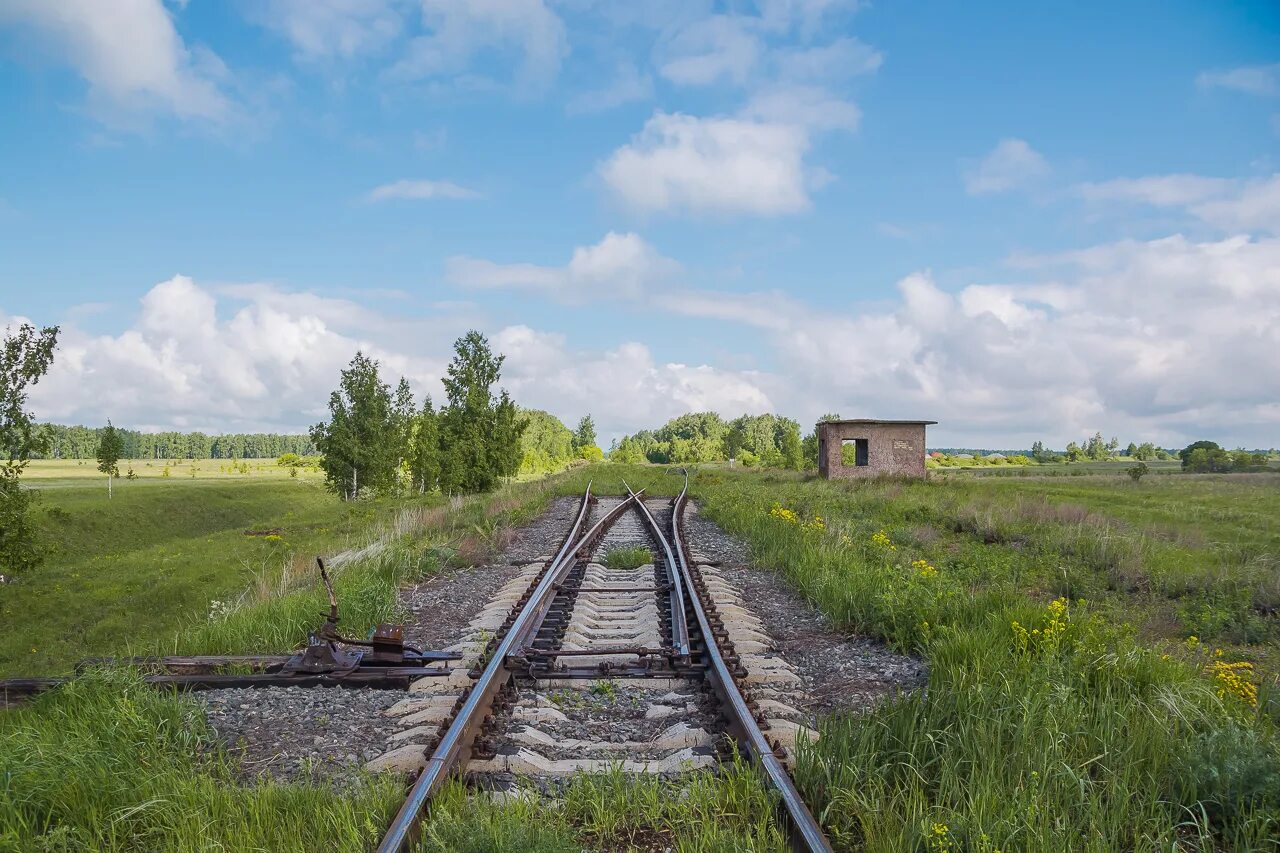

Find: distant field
[937,459,1185,475]
[21,457,319,484]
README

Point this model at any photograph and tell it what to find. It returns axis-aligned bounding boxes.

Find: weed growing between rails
[669,467,1280,850]
[602,545,653,570]
[417,760,787,852]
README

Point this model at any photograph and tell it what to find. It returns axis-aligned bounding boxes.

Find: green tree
[1125,442,1138,458]
[1065,441,1084,463]
[573,414,598,453]
[1184,447,1233,473]
[779,420,803,469]
[1180,440,1220,469]
[96,420,124,498]
[609,436,646,464]
[0,323,59,577]
[491,390,526,482]
[407,396,439,494]
[1232,450,1269,472]
[310,352,400,499]
[519,409,576,474]
[392,377,416,490]
[1085,431,1108,460]
[437,332,525,494]
[1135,442,1156,461]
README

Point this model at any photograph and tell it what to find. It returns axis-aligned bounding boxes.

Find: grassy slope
[1,476,386,676]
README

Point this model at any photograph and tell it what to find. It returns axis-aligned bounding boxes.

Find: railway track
[376,475,833,852]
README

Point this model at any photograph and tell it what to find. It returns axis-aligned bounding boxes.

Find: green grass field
[20,457,318,483]
[3,465,1279,851]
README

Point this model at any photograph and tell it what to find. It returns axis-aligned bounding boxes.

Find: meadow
[2,464,1278,851]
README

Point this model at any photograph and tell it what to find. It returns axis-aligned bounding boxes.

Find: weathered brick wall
[817,422,928,479]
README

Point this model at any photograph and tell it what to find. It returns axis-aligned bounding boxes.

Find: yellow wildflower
[1210,660,1258,707]
[801,514,826,533]
[769,504,800,525]
[1011,620,1029,655]
[870,530,897,550]
[912,558,938,578]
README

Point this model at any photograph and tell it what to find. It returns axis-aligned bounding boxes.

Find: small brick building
[817,419,936,479]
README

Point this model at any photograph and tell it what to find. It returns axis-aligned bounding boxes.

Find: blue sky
[0,0,1277,448]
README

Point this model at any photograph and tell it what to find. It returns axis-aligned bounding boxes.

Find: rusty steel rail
[506,490,645,657]
[660,473,833,853]
[623,481,690,660]
[377,483,643,852]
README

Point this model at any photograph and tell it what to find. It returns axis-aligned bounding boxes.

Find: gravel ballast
[197,490,925,785]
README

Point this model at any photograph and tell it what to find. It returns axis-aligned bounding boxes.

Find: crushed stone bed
[199,686,400,783]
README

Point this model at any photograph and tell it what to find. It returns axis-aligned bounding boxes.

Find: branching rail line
[659,475,832,853]
[378,475,833,853]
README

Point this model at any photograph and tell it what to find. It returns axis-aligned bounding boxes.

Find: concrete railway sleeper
[376,475,832,853]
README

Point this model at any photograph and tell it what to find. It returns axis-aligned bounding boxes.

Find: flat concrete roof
[817,419,938,426]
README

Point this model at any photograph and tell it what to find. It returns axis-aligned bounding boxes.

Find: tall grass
[0,669,401,852]
[676,467,1280,849]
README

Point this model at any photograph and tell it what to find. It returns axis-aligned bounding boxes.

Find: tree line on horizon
[610,411,811,469]
[31,424,317,461]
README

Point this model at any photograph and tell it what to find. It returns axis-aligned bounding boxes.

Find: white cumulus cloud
[599,112,813,215]
[366,179,481,201]
[447,232,680,302]
[1196,63,1280,97]
[390,0,567,91]
[254,0,404,60]
[963,138,1050,196]
[656,15,762,86]
[492,325,774,444]
[22,276,451,433]
[0,0,231,124]
[1078,173,1280,235]
[667,233,1280,447]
